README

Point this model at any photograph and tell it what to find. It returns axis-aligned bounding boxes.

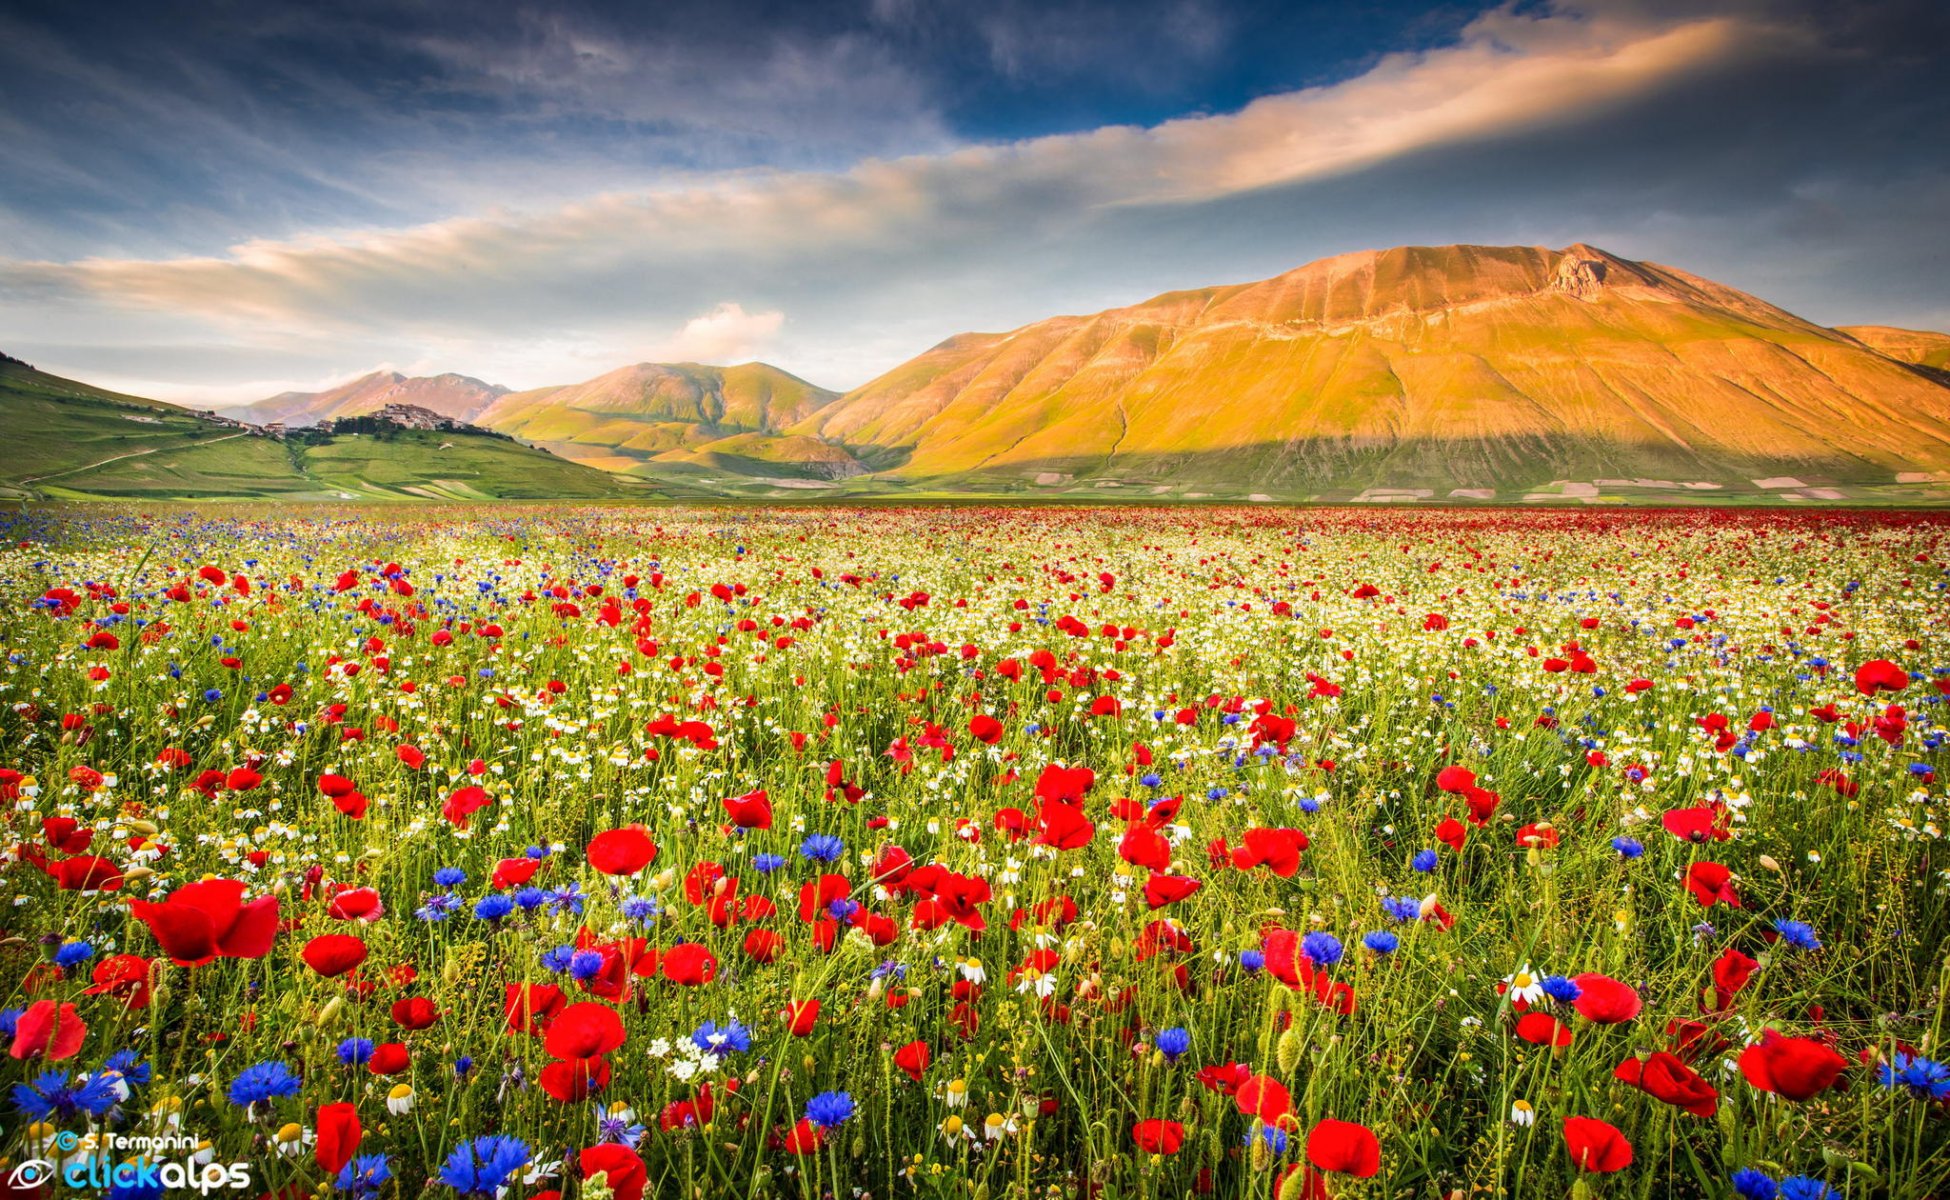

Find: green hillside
[2,357,644,501]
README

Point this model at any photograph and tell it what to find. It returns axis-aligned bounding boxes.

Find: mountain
[793,244,1950,502]
[222,370,509,427]
[1838,325,1950,386]
[1,355,641,501]
[476,362,848,479]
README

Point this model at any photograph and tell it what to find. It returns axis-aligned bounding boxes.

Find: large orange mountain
[792,244,1950,500]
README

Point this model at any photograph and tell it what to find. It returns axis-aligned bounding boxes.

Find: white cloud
[0,1,1830,393]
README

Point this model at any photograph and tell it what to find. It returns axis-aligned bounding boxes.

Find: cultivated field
[2,505,1946,1200]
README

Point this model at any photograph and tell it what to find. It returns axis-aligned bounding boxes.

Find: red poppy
[1305,1119,1380,1177]
[1614,1052,1717,1116]
[1853,659,1908,696]
[314,1102,362,1174]
[721,789,773,830]
[46,855,123,892]
[1738,1031,1847,1100]
[1235,1074,1291,1125]
[1143,873,1202,909]
[662,943,718,986]
[544,1003,627,1059]
[894,1039,931,1081]
[1435,765,1476,793]
[1660,805,1729,843]
[301,934,369,978]
[84,954,155,1009]
[578,1144,647,1200]
[1230,828,1308,877]
[326,887,384,922]
[367,1043,410,1075]
[1562,1116,1632,1172]
[969,714,1004,744]
[441,785,491,828]
[587,827,658,875]
[784,999,821,1036]
[1035,799,1095,850]
[1570,973,1642,1024]
[390,996,440,1030]
[8,1000,86,1061]
[491,857,541,888]
[1118,825,1172,871]
[130,878,280,967]
[1682,861,1741,908]
[1131,1119,1185,1154]
[1516,1011,1574,1047]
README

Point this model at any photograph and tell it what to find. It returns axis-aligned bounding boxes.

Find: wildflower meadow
[2,504,1947,1200]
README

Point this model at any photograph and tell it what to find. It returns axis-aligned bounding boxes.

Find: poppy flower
[1516,1012,1574,1047]
[587,827,658,875]
[1738,1032,1847,1100]
[969,715,1004,744]
[84,954,155,1009]
[506,983,567,1035]
[1305,1119,1380,1177]
[1709,946,1758,1010]
[326,887,384,922]
[894,1040,931,1081]
[46,855,123,891]
[1562,1116,1632,1172]
[1614,1052,1717,1116]
[1035,799,1095,851]
[441,785,491,828]
[301,934,370,978]
[544,1003,627,1059]
[1118,826,1172,872]
[1854,659,1909,696]
[1230,827,1308,877]
[491,857,541,889]
[1435,765,1476,793]
[721,789,773,830]
[1682,861,1741,908]
[783,1000,820,1036]
[389,996,440,1030]
[130,878,280,967]
[1143,873,1202,909]
[540,1056,612,1102]
[367,1043,410,1075]
[1235,1074,1291,1125]
[578,1144,647,1200]
[8,1000,86,1061]
[1131,1119,1185,1154]
[1660,805,1729,843]
[314,1102,362,1174]
[662,943,718,986]
[1570,973,1642,1024]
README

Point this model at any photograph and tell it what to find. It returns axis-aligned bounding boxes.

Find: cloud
[2,0,1943,397]
[654,303,786,363]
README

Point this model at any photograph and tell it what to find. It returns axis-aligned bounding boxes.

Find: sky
[1,0,1946,406]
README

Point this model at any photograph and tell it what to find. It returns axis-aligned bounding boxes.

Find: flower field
[2,503,1948,1200]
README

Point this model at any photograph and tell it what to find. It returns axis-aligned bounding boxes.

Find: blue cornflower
[1362,931,1400,955]
[1879,1052,1950,1100]
[753,854,787,874]
[569,951,606,981]
[539,945,575,973]
[433,867,467,888]
[336,1155,392,1196]
[1540,975,1581,1003]
[1777,1178,1837,1200]
[1382,896,1421,923]
[11,1070,121,1120]
[805,1090,855,1128]
[621,895,661,921]
[827,897,861,922]
[227,1060,302,1106]
[512,887,549,911]
[1239,949,1265,973]
[1773,920,1821,950]
[54,941,95,969]
[799,834,845,863]
[336,1038,375,1066]
[547,884,585,915]
[1731,1169,1778,1200]
[1301,932,1343,967]
[416,893,463,922]
[437,1135,531,1195]
[1610,837,1645,858]
[454,1056,475,1079]
[102,1049,151,1086]
[473,894,515,922]
[1411,849,1439,872]
[202,688,223,702]
[1155,1027,1192,1063]
[691,1019,752,1056]
[1139,773,1163,788]
[0,1007,22,1038]
[1243,1124,1289,1154]
[593,1101,648,1147]
[1295,795,1321,815]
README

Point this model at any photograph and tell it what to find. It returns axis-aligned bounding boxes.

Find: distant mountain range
[13,242,1950,503]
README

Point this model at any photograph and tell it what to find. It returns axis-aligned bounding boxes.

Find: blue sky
[2,0,1946,404]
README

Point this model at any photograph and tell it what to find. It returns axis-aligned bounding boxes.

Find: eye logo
[7,1159,56,1189]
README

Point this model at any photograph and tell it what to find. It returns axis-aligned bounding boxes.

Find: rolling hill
[793,244,1950,502]
[1838,325,1950,387]
[221,370,509,427]
[475,362,847,479]
[0,356,641,501]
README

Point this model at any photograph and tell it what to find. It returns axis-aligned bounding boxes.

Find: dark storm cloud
[0,0,1944,403]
